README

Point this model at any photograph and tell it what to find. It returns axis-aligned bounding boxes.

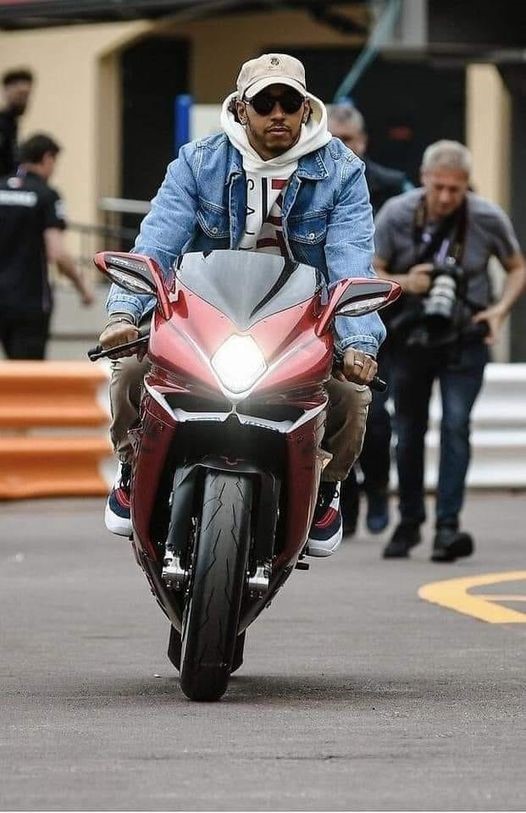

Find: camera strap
[413,195,467,265]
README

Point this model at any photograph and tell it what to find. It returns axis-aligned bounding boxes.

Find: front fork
[161,458,281,599]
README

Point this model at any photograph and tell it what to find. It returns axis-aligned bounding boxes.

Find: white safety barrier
[412,363,526,489]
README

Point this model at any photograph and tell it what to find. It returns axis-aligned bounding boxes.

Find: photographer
[374,140,526,562]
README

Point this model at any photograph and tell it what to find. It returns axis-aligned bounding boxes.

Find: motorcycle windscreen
[174,250,323,331]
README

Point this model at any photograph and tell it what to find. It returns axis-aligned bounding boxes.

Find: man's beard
[10,102,27,116]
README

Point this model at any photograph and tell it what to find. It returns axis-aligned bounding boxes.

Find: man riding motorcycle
[99,52,385,557]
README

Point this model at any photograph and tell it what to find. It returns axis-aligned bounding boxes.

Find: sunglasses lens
[249,90,304,116]
[282,91,304,113]
[250,95,274,115]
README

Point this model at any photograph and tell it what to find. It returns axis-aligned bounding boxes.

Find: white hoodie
[220,91,332,255]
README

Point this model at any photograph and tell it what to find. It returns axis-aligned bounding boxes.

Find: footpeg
[295,560,310,571]
[248,563,271,598]
[162,552,187,590]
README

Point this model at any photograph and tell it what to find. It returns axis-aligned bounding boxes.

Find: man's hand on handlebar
[98,320,142,360]
[335,348,378,386]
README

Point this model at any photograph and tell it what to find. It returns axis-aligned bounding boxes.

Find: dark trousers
[340,346,391,521]
[0,311,51,359]
[392,341,488,528]
[359,344,392,494]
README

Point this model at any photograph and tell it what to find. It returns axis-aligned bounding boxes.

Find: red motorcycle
[90,250,400,701]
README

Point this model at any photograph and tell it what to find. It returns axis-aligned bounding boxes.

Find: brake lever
[87,334,149,362]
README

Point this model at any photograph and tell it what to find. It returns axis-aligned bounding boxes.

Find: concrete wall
[164,8,365,103]
[0,6,364,225]
[466,64,511,208]
[0,19,152,225]
[466,65,513,361]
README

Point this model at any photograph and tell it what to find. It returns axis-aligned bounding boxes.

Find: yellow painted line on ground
[418,571,526,623]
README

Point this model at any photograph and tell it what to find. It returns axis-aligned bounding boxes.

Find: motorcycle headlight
[211,335,267,395]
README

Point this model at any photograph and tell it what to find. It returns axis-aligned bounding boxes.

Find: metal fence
[65,197,152,281]
[68,221,138,275]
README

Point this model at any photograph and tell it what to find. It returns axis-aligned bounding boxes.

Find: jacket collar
[296,150,329,180]
[226,145,243,183]
[225,142,328,183]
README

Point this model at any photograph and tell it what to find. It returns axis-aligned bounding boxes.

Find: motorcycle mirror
[334,280,400,317]
[93,252,157,294]
[93,252,172,319]
[315,278,400,336]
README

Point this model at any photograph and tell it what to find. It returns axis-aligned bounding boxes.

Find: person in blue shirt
[99,53,385,556]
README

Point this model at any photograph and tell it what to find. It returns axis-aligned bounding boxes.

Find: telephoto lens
[424,274,457,320]
[424,258,463,322]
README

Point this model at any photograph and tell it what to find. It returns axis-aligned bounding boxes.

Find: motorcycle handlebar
[371,376,387,393]
[87,335,149,361]
[88,336,387,392]
[333,349,387,393]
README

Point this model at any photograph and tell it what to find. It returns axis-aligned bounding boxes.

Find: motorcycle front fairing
[130,251,335,630]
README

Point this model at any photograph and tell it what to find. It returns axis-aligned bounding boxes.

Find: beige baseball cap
[236,53,307,100]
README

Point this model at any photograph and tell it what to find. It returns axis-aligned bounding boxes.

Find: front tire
[180,471,252,701]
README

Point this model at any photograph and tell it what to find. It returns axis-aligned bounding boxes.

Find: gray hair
[421,140,472,175]
[328,103,366,133]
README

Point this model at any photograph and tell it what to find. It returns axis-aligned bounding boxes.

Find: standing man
[99,53,385,555]
[0,133,93,359]
[329,103,412,214]
[328,102,412,535]
[375,140,525,562]
[0,68,33,177]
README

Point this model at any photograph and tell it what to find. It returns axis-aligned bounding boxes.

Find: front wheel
[180,471,252,701]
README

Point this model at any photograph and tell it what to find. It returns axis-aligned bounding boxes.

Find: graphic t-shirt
[239,176,290,256]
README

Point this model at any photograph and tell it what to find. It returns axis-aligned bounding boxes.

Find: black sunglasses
[245,88,306,116]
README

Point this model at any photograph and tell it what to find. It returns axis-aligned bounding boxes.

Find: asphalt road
[1,493,525,811]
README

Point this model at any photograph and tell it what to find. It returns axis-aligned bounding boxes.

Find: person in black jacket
[329,104,411,215]
[0,68,33,177]
[0,133,93,359]
[329,103,412,536]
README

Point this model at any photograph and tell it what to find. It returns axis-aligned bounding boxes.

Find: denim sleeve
[106,144,199,320]
[324,157,386,357]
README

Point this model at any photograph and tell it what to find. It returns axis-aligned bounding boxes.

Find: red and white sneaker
[104,462,132,536]
[306,481,343,557]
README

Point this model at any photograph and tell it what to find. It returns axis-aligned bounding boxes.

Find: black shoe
[382,522,421,559]
[366,489,389,534]
[431,527,474,562]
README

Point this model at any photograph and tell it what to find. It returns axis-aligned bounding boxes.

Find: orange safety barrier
[0,361,109,428]
[0,361,113,499]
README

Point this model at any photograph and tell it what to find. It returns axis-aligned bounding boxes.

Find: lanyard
[413,194,467,266]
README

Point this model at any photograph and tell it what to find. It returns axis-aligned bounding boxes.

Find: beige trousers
[109,357,371,482]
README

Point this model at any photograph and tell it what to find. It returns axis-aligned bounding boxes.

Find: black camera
[404,257,466,349]
[423,257,464,324]
[390,257,488,349]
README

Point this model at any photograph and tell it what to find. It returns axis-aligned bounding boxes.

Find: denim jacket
[107,133,386,355]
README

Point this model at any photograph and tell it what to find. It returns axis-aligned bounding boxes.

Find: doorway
[120,35,190,230]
